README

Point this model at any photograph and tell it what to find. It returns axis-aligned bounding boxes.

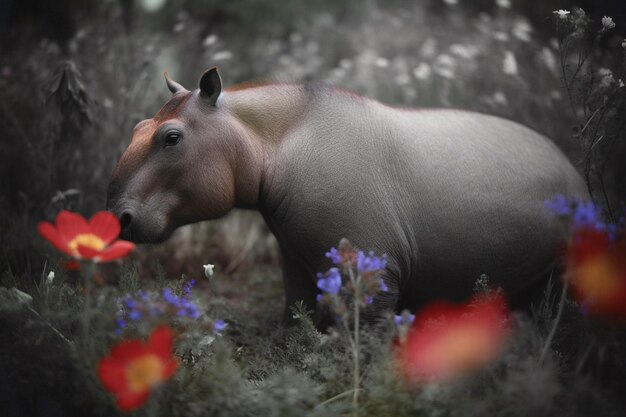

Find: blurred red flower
[98,326,178,412]
[397,293,511,382]
[565,228,626,323]
[38,210,134,262]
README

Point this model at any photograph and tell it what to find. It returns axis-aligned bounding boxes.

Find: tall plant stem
[82,262,95,351]
[349,268,360,416]
[540,281,568,365]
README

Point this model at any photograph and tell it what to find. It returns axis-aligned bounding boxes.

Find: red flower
[38,210,134,262]
[98,326,178,412]
[397,293,511,382]
[565,228,626,323]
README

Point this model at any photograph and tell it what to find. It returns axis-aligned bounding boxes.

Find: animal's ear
[199,67,222,106]
[164,71,186,94]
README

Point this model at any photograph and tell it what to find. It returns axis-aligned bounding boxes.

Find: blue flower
[394,313,415,326]
[356,250,387,273]
[364,296,373,305]
[325,247,342,265]
[182,280,196,297]
[129,310,142,321]
[544,195,572,216]
[124,297,136,309]
[379,278,389,292]
[317,268,342,295]
[214,319,227,333]
[572,200,603,228]
[162,288,179,306]
[116,319,127,329]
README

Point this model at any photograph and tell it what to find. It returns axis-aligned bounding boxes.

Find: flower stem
[540,281,568,365]
[349,268,360,416]
[81,262,95,350]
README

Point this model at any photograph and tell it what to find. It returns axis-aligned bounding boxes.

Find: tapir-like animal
[107,67,587,321]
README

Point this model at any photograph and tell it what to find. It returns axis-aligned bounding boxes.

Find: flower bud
[203,263,215,280]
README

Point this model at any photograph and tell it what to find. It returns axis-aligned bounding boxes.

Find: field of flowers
[2,1,626,416]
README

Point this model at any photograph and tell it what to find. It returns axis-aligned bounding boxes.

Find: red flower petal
[97,357,128,393]
[38,221,73,256]
[55,210,89,242]
[62,260,81,271]
[398,293,510,382]
[116,390,151,412]
[77,244,99,260]
[96,240,135,262]
[148,326,174,360]
[88,211,121,245]
[109,340,148,361]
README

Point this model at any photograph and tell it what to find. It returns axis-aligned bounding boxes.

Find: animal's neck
[222,84,310,211]
[222,84,310,143]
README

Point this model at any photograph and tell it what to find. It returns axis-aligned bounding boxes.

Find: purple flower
[364,296,373,305]
[356,250,387,273]
[162,288,179,306]
[317,268,342,295]
[325,247,342,265]
[116,319,127,329]
[129,310,142,321]
[214,319,227,333]
[394,313,415,326]
[379,279,389,292]
[124,297,136,309]
[572,200,603,228]
[544,195,572,216]
[182,279,196,297]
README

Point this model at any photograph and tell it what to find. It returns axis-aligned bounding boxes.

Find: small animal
[107,68,587,321]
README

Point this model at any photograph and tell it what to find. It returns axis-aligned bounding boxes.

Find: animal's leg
[281,257,319,324]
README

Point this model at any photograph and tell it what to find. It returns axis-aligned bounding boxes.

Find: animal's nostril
[119,211,133,230]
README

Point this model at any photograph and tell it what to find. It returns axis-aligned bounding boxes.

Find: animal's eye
[164,132,181,147]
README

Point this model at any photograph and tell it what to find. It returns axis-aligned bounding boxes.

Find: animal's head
[107,68,248,243]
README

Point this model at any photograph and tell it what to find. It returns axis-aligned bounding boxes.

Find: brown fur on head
[107,68,247,243]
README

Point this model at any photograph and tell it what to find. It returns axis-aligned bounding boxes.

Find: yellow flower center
[574,255,619,301]
[125,354,165,393]
[68,233,106,255]
[435,326,496,374]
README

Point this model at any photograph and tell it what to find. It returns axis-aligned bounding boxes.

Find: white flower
[496,0,511,9]
[598,68,615,88]
[203,34,218,48]
[450,44,480,60]
[203,264,215,279]
[539,47,557,75]
[213,50,233,61]
[619,79,625,88]
[493,31,510,42]
[433,54,456,79]
[502,51,518,76]
[553,10,570,19]
[375,57,389,68]
[46,271,55,285]
[622,39,626,49]
[412,63,432,80]
[512,19,532,42]
[602,16,615,30]
[493,92,508,105]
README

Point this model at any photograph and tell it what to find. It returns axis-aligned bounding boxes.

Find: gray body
[262,91,585,314]
[107,69,587,320]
